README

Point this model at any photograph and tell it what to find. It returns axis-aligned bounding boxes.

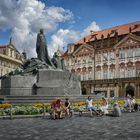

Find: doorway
[82,88,86,95]
[126,85,134,97]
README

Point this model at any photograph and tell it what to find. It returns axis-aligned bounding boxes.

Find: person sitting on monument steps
[130,96,138,111]
[86,96,101,117]
[124,95,132,112]
[51,98,63,119]
[64,98,71,117]
[99,97,109,115]
[107,103,122,117]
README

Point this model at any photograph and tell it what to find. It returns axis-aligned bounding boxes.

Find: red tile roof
[76,21,140,44]
[0,45,7,48]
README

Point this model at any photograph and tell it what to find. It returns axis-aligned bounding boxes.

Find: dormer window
[3,49,6,55]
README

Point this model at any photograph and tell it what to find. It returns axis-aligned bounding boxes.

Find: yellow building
[0,39,24,77]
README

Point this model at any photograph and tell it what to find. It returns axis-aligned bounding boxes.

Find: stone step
[1,95,103,104]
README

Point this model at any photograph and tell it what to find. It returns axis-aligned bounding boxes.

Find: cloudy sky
[0,0,140,58]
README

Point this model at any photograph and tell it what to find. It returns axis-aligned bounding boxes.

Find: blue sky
[0,0,140,57]
[45,0,140,30]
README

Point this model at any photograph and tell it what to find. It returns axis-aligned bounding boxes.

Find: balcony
[81,77,140,84]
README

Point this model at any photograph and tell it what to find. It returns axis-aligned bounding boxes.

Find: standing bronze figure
[36,29,53,66]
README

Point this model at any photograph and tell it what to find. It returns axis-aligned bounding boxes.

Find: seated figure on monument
[51,52,66,70]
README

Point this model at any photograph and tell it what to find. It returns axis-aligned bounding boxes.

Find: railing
[81,77,140,84]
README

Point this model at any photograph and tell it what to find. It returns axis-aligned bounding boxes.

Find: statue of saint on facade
[36,29,53,66]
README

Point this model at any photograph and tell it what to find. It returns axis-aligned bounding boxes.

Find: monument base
[1,69,81,96]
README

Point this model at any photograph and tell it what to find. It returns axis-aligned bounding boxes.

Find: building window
[83,59,86,64]
[96,54,101,62]
[136,68,140,77]
[120,68,125,78]
[127,68,133,77]
[127,49,133,58]
[103,53,108,61]
[103,69,108,79]
[135,48,140,57]
[109,69,115,79]
[83,72,87,81]
[96,71,101,79]
[88,71,92,79]
[1,69,3,76]
[109,52,115,60]
[120,51,125,59]
[3,49,6,55]
[110,90,115,97]
[77,60,81,65]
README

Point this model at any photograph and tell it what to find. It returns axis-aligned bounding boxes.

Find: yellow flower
[117,100,125,105]
[32,103,51,108]
[0,103,12,109]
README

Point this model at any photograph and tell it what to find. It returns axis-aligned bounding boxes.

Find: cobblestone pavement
[0,112,140,140]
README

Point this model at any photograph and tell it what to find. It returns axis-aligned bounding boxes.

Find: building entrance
[126,85,134,97]
[82,88,86,95]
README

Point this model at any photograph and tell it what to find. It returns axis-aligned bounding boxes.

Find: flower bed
[0,99,139,116]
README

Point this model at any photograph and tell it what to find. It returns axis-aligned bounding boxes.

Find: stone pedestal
[1,69,81,96]
[35,69,81,95]
[1,75,36,95]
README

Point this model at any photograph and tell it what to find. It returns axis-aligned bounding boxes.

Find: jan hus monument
[1,29,81,96]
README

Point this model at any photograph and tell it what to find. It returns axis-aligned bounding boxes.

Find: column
[115,84,119,97]
[107,86,110,98]
[135,84,138,98]
[108,67,109,79]
[115,49,119,78]
[122,83,125,97]
[91,85,94,94]
[138,85,140,98]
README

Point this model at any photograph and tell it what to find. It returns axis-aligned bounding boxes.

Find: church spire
[9,37,12,45]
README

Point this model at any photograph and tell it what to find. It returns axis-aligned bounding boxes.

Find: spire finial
[9,37,12,44]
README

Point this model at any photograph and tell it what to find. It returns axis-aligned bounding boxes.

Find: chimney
[83,37,86,42]
[107,33,110,47]
[115,31,118,43]
[129,27,132,33]
[101,34,104,48]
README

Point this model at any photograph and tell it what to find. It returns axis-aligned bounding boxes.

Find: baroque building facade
[0,39,24,78]
[63,21,140,98]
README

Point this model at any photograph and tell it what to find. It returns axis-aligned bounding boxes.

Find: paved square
[0,112,140,140]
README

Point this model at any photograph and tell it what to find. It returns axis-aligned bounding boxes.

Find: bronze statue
[51,52,65,70]
[36,29,53,66]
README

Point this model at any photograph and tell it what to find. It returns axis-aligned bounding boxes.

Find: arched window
[120,68,125,78]
[109,69,115,79]
[127,68,133,77]
[135,48,140,57]
[96,66,101,79]
[103,64,108,79]
[119,50,125,59]
[127,49,133,58]
[135,61,140,77]
[127,61,134,77]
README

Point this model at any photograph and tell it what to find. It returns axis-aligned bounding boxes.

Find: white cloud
[48,29,80,57]
[0,0,100,59]
[0,0,73,57]
[49,21,101,57]
[81,21,101,37]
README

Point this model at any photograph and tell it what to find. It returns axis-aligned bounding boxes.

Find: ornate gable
[73,43,94,56]
[114,33,140,49]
